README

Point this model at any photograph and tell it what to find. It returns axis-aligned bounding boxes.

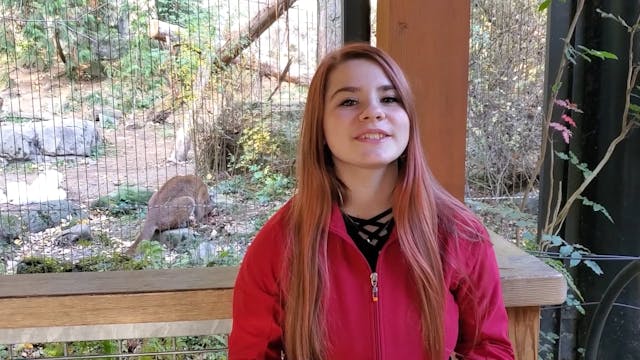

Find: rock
[0,124,38,160]
[195,241,217,263]
[92,106,124,122]
[0,118,101,160]
[0,213,23,244]
[21,200,85,233]
[154,228,199,249]
[55,224,93,246]
[36,118,101,156]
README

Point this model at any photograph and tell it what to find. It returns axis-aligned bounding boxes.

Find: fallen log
[218,0,298,66]
[229,58,310,85]
[148,19,188,44]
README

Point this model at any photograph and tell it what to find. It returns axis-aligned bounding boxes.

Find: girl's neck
[338,163,397,219]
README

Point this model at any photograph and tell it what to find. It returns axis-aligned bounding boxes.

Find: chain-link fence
[0,0,318,276]
[2,334,228,359]
[467,0,546,198]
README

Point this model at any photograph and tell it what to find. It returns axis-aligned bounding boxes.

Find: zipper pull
[370,272,379,302]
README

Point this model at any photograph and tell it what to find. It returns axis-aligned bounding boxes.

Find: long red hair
[286,43,479,359]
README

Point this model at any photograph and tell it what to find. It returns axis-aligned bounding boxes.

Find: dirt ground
[0,65,217,265]
[1,65,195,204]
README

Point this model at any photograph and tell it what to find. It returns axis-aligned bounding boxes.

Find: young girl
[229,43,514,359]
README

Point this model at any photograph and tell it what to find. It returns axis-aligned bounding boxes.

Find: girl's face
[323,59,410,174]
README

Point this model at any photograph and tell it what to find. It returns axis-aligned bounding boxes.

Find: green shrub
[73,253,145,272]
[16,256,73,274]
[91,186,154,216]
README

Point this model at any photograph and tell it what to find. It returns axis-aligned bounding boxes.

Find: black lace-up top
[342,208,395,270]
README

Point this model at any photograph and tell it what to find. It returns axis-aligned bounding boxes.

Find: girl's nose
[359,106,385,121]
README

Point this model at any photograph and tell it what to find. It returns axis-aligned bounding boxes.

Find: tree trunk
[317,0,343,60]
[148,20,187,44]
[218,0,298,66]
[230,58,310,85]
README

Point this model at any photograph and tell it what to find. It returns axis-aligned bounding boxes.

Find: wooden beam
[0,289,232,328]
[491,231,567,307]
[0,267,236,298]
[0,236,565,355]
[376,1,471,200]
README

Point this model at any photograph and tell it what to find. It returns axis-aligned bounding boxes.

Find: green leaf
[565,47,578,64]
[584,260,604,275]
[577,45,619,61]
[568,151,593,179]
[577,195,614,223]
[542,233,564,246]
[559,244,574,256]
[569,251,582,267]
[552,81,563,95]
[629,103,640,114]
[555,151,570,160]
[597,9,631,29]
[538,0,551,11]
[596,51,618,60]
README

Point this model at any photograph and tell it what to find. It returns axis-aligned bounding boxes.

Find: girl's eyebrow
[329,86,359,100]
[329,85,396,100]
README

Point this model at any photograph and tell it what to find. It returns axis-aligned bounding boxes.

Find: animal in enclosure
[126,174,213,255]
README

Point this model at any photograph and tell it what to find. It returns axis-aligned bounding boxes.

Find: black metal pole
[343,0,370,43]
[540,2,574,358]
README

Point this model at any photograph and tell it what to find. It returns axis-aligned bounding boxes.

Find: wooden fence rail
[0,233,565,360]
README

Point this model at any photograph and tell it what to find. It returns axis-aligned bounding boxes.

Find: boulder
[0,124,38,160]
[35,118,100,157]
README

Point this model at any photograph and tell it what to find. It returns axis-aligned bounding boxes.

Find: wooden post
[376,1,470,200]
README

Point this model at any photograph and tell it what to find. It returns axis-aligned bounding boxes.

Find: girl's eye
[340,99,358,107]
[381,96,399,104]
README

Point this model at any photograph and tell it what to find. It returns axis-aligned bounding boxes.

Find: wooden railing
[0,233,565,359]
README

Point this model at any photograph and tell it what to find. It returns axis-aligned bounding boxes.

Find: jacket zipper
[371,272,382,359]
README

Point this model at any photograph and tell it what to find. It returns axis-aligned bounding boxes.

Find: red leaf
[562,114,577,127]
[549,122,573,144]
[554,99,568,108]
[554,98,583,113]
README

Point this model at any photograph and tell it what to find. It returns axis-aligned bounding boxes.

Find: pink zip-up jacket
[229,202,515,359]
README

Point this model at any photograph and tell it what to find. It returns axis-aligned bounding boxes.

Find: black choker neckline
[342,208,394,247]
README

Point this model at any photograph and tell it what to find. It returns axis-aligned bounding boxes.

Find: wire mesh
[0,0,317,275]
[1,335,228,359]
[466,0,547,197]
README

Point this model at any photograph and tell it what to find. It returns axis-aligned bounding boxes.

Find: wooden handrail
[0,235,566,359]
[0,267,235,343]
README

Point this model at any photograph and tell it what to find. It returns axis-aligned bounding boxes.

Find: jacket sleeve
[228,219,286,360]
[453,226,515,359]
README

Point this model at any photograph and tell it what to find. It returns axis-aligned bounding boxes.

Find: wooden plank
[0,267,236,298]
[0,289,233,329]
[376,1,470,200]
[507,307,540,360]
[0,320,232,344]
[491,232,567,307]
